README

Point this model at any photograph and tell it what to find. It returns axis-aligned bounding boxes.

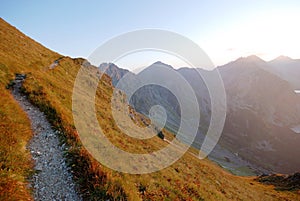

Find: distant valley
[1,17,300,200]
[100,55,300,175]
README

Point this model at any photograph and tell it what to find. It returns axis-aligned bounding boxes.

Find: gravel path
[12,74,82,201]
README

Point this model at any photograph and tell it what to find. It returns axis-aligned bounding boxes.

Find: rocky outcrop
[257,172,300,191]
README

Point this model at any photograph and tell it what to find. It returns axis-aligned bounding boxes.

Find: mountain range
[100,55,300,175]
[1,17,300,200]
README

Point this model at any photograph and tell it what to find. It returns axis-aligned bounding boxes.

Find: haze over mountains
[219,56,300,174]
[100,55,300,175]
[1,17,300,200]
[265,56,300,89]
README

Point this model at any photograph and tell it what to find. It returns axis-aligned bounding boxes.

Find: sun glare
[203,9,300,65]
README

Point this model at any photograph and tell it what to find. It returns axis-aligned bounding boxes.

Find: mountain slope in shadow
[101,55,300,175]
[1,17,299,200]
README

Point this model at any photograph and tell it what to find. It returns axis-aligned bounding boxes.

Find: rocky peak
[151,61,174,69]
[235,55,266,64]
[271,55,293,62]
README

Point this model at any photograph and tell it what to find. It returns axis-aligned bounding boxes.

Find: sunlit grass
[0,85,33,201]
[0,18,299,200]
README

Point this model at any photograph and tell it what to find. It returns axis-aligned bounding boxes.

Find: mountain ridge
[102,56,300,175]
[1,18,300,200]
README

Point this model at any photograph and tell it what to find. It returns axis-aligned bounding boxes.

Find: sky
[1,0,300,70]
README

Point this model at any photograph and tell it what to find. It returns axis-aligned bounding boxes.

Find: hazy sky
[1,0,300,69]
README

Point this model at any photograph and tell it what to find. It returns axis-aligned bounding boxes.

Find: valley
[0,17,300,201]
[101,57,300,176]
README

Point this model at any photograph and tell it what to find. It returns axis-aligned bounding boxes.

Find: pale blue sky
[1,0,300,69]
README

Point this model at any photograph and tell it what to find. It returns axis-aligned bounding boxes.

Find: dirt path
[12,74,81,201]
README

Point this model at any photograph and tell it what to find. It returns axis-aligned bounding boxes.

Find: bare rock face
[257,172,300,191]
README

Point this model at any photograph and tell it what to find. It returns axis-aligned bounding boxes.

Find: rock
[15,73,26,80]
[157,131,164,140]
[256,172,300,191]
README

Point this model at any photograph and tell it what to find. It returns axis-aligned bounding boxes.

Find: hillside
[1,18,300,200]
[103,56,300,175]
[266,56,300,89]
[219,56,300,174]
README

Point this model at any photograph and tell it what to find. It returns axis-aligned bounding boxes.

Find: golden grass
[0,82,33,201]
[0,17,299,200]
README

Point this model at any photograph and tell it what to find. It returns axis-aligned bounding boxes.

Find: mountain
[1,18,299,200]
[179,56,300,174]
[103,55,300,175]
[264,55,300,89]
[219,56,300,174]
[99,62,133,86]
[99,61,183,134]
[100,62,251,174]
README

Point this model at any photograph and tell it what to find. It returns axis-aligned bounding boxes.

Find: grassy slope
[0,18,299,200]
[0,16,60,200]
[0,75,33,201]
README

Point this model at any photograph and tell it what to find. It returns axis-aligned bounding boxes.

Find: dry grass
[0,74,33,201]
[0,17,299,200]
